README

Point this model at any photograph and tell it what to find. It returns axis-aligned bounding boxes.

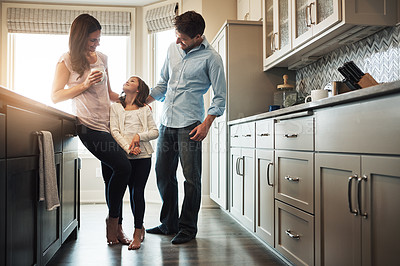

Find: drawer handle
[257,133,270,137]
[65,134,77,137]
[232,135,239,138]
[242,134,252,138]
[284,134,298,138]
[357,175,368,219]
[285,230,300,239]
[348,175,359,216]
[285,175,299,182]
[266,162,273,187]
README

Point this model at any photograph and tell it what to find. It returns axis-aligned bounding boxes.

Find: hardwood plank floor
[48,203,287,266]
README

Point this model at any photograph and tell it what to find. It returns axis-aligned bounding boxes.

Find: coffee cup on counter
[305,89,329,102]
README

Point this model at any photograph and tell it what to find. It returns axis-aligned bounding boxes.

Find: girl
[110,76,159,250]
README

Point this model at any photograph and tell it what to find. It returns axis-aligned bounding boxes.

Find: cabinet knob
[284,175,299,182]
[284,133,298,138]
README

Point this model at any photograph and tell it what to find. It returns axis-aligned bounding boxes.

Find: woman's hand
[85,70,103,87]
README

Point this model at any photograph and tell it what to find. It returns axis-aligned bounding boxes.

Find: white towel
[38,130,60,211]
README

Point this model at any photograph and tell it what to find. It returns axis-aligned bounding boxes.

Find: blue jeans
[155,122,202,236]
[77,125,131,219]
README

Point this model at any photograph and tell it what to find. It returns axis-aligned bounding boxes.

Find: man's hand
[189,115,216,141]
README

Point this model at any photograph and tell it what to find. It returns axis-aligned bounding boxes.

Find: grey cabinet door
[361,156,400,266]
[255,149,274,246]
[315,153,361,266]
[230,147,243,221]
[61,151,79,243]
[242,148,255,231]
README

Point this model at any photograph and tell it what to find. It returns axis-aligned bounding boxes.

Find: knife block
[358,73,378,88]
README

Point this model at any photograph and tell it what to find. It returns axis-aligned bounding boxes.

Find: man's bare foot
[128,228,142,250]
[105,216,119,245]
[117,224,132,245]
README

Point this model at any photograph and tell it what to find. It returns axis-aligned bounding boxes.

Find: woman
[51,13,131,245]
[110,76,159,250]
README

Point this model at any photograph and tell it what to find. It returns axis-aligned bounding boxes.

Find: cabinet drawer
[315,94,400,155]
[230,122,255,148]
[63,119,78,152]
[275,150,314,213]
[256,119,274,149]
[7,105,62,157]
[275,200,314,266]
[0,113,5,159]
[275,115,314,151]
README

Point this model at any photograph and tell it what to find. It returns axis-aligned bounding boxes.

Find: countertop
[0,85,76,121]
[228,80,400,125]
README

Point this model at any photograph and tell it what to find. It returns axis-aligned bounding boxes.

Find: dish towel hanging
[38,130,60,211]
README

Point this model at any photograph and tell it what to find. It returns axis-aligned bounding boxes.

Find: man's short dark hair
[173,11,205,38]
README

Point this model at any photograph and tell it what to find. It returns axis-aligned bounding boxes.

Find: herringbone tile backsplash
[296,24,400,96]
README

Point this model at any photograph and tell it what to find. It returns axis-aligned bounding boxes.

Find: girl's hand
[130,146,141,156]
[129,134,140,150]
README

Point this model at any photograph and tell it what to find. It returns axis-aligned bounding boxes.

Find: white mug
[90,66,106,84]
[305,89,328,102]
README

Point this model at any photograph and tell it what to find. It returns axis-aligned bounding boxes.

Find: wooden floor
[48,203,287,266]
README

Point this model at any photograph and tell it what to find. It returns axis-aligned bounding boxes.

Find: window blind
[145,2,178,33]
[7,8,131,36]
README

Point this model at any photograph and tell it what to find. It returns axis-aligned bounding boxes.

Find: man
[146,10,226,244]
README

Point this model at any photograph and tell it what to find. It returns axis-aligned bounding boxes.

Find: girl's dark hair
[69,14,102,79]
[119,77,150,108]
[173,11,205,38]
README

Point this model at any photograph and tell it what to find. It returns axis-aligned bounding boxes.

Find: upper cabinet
[263,0,398,70]
[238,0,263,21]
[263,0,292,65]
[292,0,340,49]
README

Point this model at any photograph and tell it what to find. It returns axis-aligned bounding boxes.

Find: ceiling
[0,0,161,7]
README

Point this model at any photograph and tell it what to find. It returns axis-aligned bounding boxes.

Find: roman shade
[6,8,131,36]
[145,2,178,33]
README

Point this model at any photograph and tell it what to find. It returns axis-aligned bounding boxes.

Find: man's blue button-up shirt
[150,36,226,128]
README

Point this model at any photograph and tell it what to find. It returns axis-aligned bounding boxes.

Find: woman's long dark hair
[69,14,101,79]
[119,77,150,108]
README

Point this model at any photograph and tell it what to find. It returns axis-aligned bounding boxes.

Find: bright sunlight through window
[12,33,128,113]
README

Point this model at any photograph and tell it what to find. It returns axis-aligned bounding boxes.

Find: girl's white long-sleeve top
[110,103,159,159]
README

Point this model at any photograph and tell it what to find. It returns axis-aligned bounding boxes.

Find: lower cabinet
[275,200,314,266]
[61,151,80,243]
[230,147,255,231]
[0,159,5,266]
[6,157,39,266]
[315,153,400,266]
[255,149,275,246]
[38,154,62,265]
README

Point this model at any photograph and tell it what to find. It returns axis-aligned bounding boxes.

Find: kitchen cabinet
[230,121,255,231]
[210,21,288,209]
[263,0,398,70]
[255,149,274,246]
[237,0,263,21]
[263,0,292,67]
[255,119,275,246]
[210,115,227,209]
[1,87,79,266]
[315,154,400,266]
[292,0,340,49]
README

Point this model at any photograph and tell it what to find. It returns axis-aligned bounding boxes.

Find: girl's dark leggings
[128,158,151,229]
[77,125,131,220]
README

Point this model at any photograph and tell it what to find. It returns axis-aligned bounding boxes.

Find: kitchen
[1,0,400,265]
